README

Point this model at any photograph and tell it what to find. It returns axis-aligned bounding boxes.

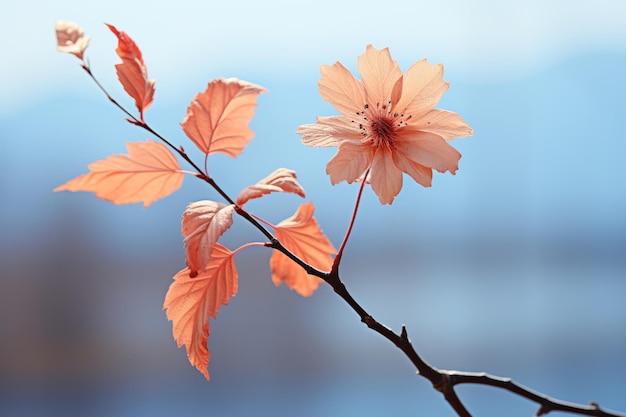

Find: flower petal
[297,116,363,147]
[319,62,368,118]
[395,59,449,118]
[392,153,433,188]
[413,109,473,141]
[395,128,461,174]
[326,141,375,184]
[357,45,402,108]
[370,147,403,204]
[390,76,403,108]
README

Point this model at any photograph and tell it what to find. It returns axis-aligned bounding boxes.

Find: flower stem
[331,168,370,274]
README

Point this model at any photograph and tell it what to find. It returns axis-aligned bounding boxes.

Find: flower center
[352,102,411,148]
[370,115,395,147]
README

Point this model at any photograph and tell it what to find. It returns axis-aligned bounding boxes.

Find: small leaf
[106,23,155,121]
[236,168,306,206]
[182,201,235,276]
[54,140,183,208]
[163,244,238,380]
[181,78,267,157]
[55,21,90,60]
[270,202,335,297]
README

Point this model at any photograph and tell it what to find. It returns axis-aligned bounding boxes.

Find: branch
[325,273,469,415]
[448,371,626,417]
[320,264,625,417]
[76,58,624,417]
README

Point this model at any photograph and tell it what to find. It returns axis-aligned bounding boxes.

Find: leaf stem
[231,241,267,257]
[249,212,276,229]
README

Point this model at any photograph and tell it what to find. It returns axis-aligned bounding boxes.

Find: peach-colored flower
[55,21,90,60]
[297,45,473,204]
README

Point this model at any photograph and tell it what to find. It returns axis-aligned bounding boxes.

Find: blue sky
[1,1,626,416]
[3,0,626,114]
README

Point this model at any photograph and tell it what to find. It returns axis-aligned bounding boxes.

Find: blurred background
[1,0,625,416]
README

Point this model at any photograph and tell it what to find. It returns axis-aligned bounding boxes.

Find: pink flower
[56,21,90,60]
[297,45,473,204]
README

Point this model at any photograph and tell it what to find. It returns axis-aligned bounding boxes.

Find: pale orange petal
[413,109,473,140]
[392,153,433,188]
[326,141,375,185]
[357,45,402,108]
[370,147,403,204]
[319,62,368,118]
[297,116,363,147]
[395,128,461,174]
[390,76,403,108]
[395,59,449,118]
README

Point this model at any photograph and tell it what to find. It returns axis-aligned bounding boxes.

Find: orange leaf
[236,168,306,206]
[181,78,267,157]
[54,140,183,208]
[163,244,238,380]
[106,23,155,121]
[182,201,235,276]
[270,202,335,297]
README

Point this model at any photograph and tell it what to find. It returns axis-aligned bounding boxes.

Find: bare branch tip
[400,325,409,341]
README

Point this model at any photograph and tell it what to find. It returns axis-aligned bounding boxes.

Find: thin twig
[81,64,282,243]
[447,371,626,417]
